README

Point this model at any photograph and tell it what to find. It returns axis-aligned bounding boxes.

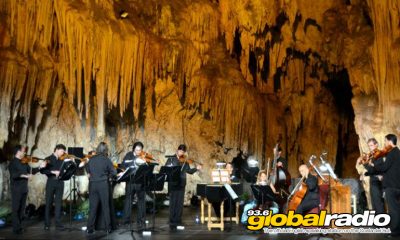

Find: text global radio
[246,210,391,231]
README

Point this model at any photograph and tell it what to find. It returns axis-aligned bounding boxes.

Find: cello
[286,176,307,212]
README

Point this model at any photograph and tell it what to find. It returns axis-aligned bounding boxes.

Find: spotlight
[215,161,226,169]
[247,157,259,168]
[120,10,128,19]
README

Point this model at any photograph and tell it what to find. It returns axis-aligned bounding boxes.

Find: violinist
[294,165,319,214]
[121,141,146,228]
[86,142,117,234]
[359,138,385,214]
[365,134,400,238]
[40,144,70,231]
[8,145,46,234]
[165,144,201,231]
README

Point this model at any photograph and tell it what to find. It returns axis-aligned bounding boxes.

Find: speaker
[68,147,84,158]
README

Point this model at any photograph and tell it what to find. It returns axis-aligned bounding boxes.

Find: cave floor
[0,207,392,240]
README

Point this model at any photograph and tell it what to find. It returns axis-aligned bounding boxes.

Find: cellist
[294,165,319,214]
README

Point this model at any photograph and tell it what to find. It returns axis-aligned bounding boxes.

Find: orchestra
[5,133,400,237]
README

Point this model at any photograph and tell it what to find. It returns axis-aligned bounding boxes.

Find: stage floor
[0,207,393,240]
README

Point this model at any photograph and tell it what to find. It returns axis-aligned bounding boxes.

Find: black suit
[369,147,400,235]
[277,156,288,170]
[86,154,117,231]
[121,152,146,226]
[165,155,197,227]
[364,157,385,214]
[40,154,65,228]
[8,157,40,232]
[296,174,319,214]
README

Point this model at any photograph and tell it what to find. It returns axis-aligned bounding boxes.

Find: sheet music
[224,183,239,200]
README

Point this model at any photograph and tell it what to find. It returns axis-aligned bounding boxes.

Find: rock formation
[0,0,399,205]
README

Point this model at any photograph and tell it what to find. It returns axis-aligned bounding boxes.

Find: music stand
[251,185,275,207]
[223,184,239,232]
[119,164,151,237]
[143,172,165,234]
[160,166,181,183]
[58,160,79,231]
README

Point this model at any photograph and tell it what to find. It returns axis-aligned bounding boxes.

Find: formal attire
[40,154,65,228]
[355,161,372,209]
[276,156,288,170]
[165,155,197,228]
[121,152,146,226]
[8,157,40,233]
[295,174,319,214]
[86,154,117,232]
[367,147,400,236]
[364,157,385,214]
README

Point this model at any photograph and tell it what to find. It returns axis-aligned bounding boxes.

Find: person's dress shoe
[13,229,23,235]
[56,225,65,231]
[86,229,94,234]
[106,229,112,234]
[169,225,177,232]
[386,234,400,239]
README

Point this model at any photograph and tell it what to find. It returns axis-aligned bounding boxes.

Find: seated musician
[212,162,239,217]
[295,164,319,214]
[241,170,279,224]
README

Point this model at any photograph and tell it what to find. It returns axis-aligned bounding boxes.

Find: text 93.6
[247,209,270,216]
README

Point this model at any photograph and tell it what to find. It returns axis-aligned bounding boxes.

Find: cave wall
[1,0,399,204]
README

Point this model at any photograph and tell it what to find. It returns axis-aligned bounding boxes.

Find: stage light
[247,157,259,168]
[120,10,128,19]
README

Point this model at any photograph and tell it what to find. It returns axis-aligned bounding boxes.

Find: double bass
[269,138,291,208]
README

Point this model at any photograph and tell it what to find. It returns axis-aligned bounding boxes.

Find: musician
[40,144,70,231]
[165,144,201,231]
[355,155,372,210]
[366,134,400,238]
[295,164,319,214]
[121,141,146,228]
[8,145,46,234]
[274,147,288,170]
[227,162,240,183]
[86,142,117,234]
[212,162,239,217]
[361,138,385,214]
[231,150,247,179]
[241,170,279,224]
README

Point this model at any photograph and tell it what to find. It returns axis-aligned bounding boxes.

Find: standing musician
[360,138,385,214]
[8,145,46,234]
[86,142,117,234]
[294,164,319,214]
[121,141,146,228]
[275,147,288,170]
[365,134,400,238]
[165,144,202,231]
[40,144,71,231]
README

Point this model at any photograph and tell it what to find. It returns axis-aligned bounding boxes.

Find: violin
[361,145,393,164]
[178,155,202,166]
[360,149,381,164]
[373,145,393,159]
[20,155,46,164]
[59,153,78,161]
[79,153,95,164]
[138,152,159,164]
